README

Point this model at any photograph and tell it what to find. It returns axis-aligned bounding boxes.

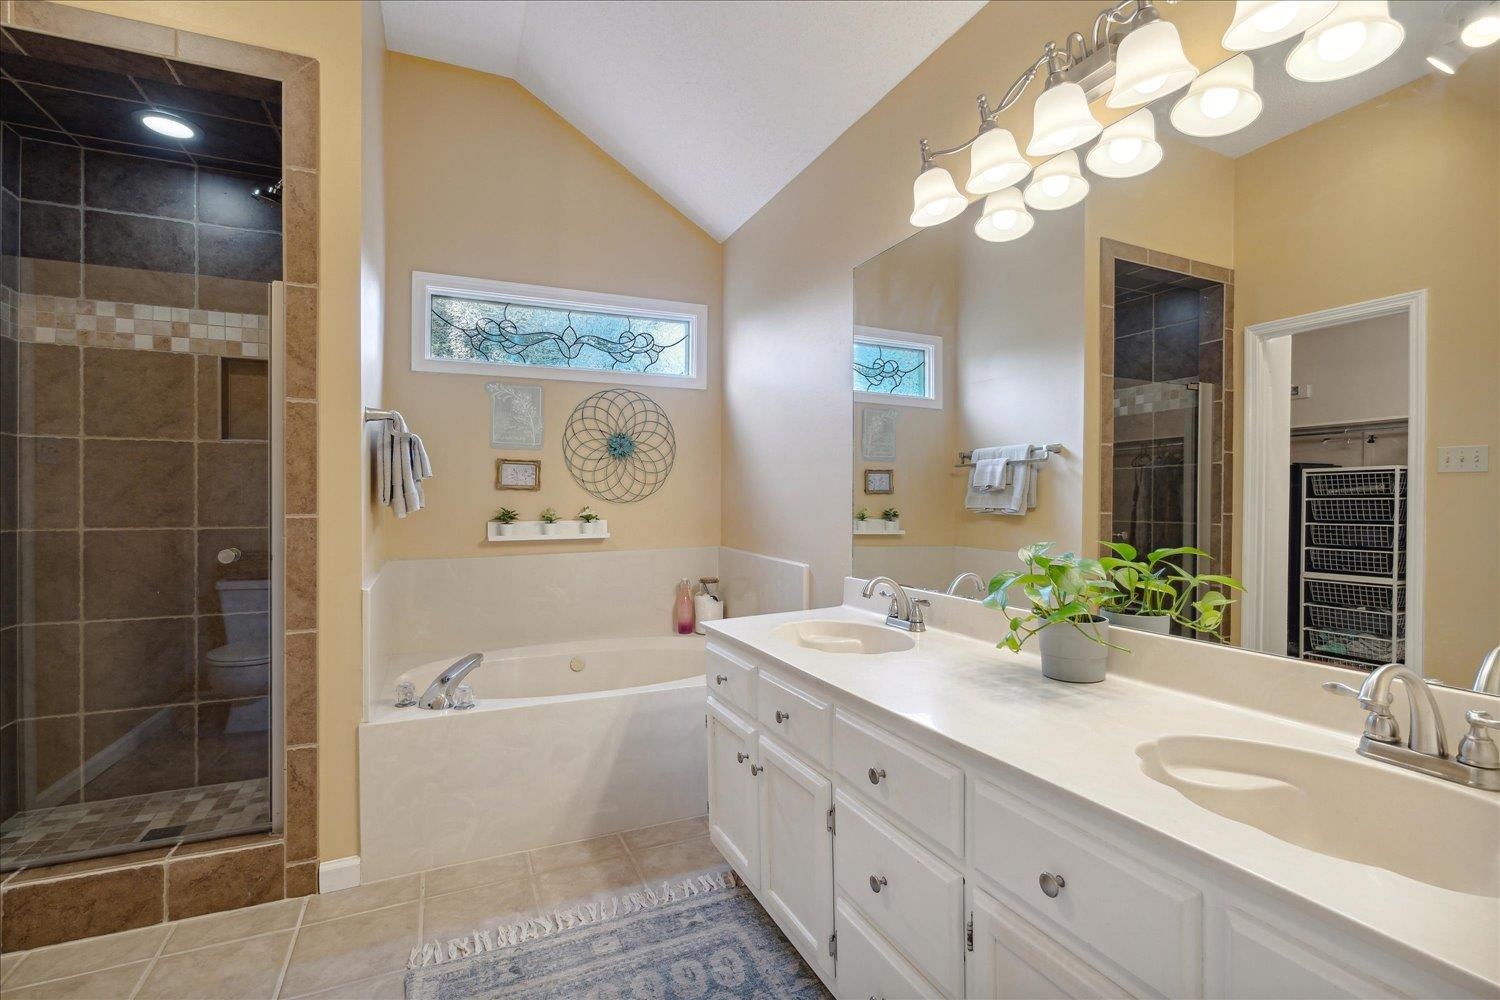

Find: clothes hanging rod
[1290,418,1408,441]
[956,444,1063,469]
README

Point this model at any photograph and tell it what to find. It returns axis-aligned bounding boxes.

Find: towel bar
[956,443,1063,469]
[364,407,398,423]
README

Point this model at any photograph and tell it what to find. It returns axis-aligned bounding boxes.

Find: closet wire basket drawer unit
[1304,578,1406,613]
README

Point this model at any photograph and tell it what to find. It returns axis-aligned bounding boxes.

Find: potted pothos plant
[983,543,1124,683]
[578,506,602,534]
[539,507,560,535]
[881,507,901,532]
[491,507,520,537]
[1097,542,1244,641]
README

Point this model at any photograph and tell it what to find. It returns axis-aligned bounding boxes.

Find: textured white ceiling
[380,0,985,240]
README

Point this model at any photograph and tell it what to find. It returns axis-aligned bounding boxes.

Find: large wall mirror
[852,4,1498,693]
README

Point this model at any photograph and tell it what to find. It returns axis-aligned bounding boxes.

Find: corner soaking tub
[358,635,707,882]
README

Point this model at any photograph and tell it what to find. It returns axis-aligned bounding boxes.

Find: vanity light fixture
[1024,151,1089,210]
[1086,108,1162,178]
[1461,2,1500,47]
[1426,41,1470,74]
[966,124,1032,194]
[909,154,967,227]
[1027,81,1102,156]
[1221,1,1338,50]
[1170,54,1264,137]
[137,110,196,140]
[974,187,1034,242]
[1106,5,1199,107]
[1286,1,1405,82]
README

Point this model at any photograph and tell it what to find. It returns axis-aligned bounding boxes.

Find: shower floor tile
[0,779,270,872]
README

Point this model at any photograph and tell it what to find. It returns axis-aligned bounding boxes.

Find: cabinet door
[707,697,760,890]
[968,887,1129,1000]
[1217,905,1400,999]
[757,735,834,976]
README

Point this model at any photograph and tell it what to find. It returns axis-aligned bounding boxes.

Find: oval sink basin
[1138,734,1500,897]
[772,620,916,655]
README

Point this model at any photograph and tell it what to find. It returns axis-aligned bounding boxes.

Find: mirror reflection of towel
[965,445,1038,515]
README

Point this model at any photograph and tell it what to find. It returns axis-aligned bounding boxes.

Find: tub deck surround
[702,593,1500,995]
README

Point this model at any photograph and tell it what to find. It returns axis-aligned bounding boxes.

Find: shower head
[252,179,283,205]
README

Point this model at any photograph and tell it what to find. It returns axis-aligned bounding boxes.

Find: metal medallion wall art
[563,388,676,503]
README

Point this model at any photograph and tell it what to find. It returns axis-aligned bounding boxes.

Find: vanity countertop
[704,604,1500,993]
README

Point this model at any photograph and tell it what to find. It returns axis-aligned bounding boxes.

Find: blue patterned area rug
[404,870,831,999]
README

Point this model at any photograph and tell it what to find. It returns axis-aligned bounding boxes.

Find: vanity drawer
[756,670,831,767]
[834,896,942,1000]
[706,644,756,716]
[833,709,964,856]
[834,790,964,998]
[972,778,1202,998]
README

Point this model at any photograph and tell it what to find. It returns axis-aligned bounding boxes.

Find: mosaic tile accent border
[13,291,268,357]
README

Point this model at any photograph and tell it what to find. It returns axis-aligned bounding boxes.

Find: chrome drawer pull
[868,767,886,785]
[750,764,764,776]
[715,674,728,685]
[869,874,888,893]
[1039,872,1066,898]
[775,710,790,724]
[736,752,749,764]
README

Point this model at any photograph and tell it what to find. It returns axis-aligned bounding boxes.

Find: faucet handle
[1458,711,1500,770]
[877,588,900,616]
[1322,680,1400,744]
[911,597,931,625]
[1322,681,1362,699]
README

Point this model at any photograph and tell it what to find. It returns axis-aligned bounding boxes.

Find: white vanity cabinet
[756,734,834,974]
[706,696,760,890]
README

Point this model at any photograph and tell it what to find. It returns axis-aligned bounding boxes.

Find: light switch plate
[1438,445,1489,473]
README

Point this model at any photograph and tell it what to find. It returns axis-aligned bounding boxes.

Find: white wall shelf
[486,519,610,542]
[853,521,903,536]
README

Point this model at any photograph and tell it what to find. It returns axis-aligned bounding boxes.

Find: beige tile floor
[0,816,719,1000]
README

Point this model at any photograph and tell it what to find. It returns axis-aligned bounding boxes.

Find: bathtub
[358,635,708,882]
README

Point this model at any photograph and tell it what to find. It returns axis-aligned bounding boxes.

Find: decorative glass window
[412,272,707,389]
[853,326,942,409]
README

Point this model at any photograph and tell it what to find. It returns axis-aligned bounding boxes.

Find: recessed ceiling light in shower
[138,110,197,140]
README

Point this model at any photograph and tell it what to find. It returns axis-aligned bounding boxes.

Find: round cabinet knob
[216,547,242,565]
[868,767,887,785]
[869,874,888,893]
[775,710,790,724]
[1039,872,1066,898]
[750,764,764,776]
[736,752,748,764]
[715,674,728,685]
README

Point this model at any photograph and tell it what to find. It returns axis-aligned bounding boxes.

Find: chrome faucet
[420,652,483,710]
[1325,662,1500,791]
[945,572,986,599]
[1474,645,1500,696]
[861,576,928,632]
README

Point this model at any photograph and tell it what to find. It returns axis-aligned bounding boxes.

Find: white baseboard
[318,856,362,892]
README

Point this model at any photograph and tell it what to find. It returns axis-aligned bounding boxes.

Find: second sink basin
[1138,734,1500,897]
[773,619,916,655]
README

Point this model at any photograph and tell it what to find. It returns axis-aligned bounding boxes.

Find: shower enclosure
[1,28,283,871]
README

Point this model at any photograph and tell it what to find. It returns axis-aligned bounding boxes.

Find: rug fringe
[407,868,742,970]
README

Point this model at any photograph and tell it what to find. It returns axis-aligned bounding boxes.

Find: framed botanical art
[863,469,894,494]
[496,459,541,491]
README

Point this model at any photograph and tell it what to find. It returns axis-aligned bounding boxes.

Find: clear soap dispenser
[673,578,696,635]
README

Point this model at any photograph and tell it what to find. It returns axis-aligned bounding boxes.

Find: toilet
[207,579,271,733]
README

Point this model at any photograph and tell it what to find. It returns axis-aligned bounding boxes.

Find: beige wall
[1234,61,1500,683]
[62,0,370,859]
[1290,314,1409,428]
[380,54,723,562]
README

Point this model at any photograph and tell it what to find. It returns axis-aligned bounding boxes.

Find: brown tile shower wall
[0,0,320,951]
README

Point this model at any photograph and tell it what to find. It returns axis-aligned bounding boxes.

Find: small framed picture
[864,469,894,494]
[496,459,541,491]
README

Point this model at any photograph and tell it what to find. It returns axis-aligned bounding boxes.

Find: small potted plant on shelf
[578,505,602,535]
[983,543,1124,683]
[539,507,559,535]
[854,507,869,532]
[491,507,520,537]
[1097,542,1243,641]
[881,507,900,533]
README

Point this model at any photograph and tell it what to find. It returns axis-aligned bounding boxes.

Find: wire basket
[1304,578,1405,613]
[1303,628,1403,665]
[1305,548,1404,578]
[1305,523,1404,551]
[1303,468,1405,498]
[1301,651,1377,672]
[1304,604,1405,639]
[1306,497,1402,524]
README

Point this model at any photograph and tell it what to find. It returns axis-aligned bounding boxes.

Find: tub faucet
[946,572,986,599]
[862,576,927,632]
[420,652,483,710]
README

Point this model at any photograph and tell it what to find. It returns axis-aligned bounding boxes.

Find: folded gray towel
[377,410,434,518]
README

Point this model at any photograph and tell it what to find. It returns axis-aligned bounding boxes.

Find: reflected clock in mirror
[852,2,1498,694]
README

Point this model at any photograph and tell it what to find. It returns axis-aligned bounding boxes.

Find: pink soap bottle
[673,578,696,635]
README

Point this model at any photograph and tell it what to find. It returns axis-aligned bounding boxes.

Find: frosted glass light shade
[1426,42,1468,74]
[1170,55,1264,137]
[1222,1,1338,50]
[1087,108,1163,178]
[974,188,1034,242]
[1024,151,1089,210]
[910,165,966,227]
[1286,1,1404,82]
[966,127,1032,194]
[1108,18,1199,107]
[1027,82,1102,156]
[1461,3,1500,47]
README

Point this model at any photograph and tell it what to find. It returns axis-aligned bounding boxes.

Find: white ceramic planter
[881,519,900,532]
[1038,618,1110,683]
[581,521,602,535]
[540,522,558,535]
[1103,610,1172,634]
[495,522,518,537]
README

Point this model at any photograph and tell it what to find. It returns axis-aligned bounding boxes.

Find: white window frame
[852,325,943,410]
[411,271,708,390]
